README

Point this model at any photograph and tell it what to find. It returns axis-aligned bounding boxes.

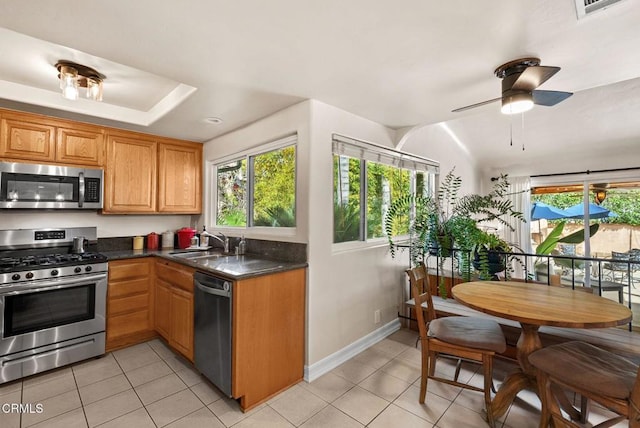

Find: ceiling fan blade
[452,97,502,113]
[532,90,573,106]
[512,66,560,90]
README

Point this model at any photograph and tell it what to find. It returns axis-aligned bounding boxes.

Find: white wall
[201,100,409,368]
[201,99,482,370]
[201,101,311,243]
[0,211,193,238]
[306,101,407,366]
[399,123,481,194]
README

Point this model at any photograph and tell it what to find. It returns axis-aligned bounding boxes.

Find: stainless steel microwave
[0,162,103,209]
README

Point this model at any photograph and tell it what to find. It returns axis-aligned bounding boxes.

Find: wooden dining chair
[406,263,506,427]
[529,340,640,427]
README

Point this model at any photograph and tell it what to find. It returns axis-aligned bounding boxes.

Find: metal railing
[424,247,638,331]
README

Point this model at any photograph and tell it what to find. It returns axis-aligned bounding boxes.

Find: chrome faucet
[201,227,229,253]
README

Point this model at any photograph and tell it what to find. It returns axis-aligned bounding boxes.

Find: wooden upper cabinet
[158,140,202,214]
[104,133,158,213]
[56,125,105,166]
[0,110,105,166]
[0,112,56,162]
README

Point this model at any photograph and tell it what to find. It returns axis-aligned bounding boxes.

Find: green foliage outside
[532,190,640,226]
[366,162,410,239]
[216,159,246,226]
[333,156,416,243]
[253,146,296,227]
[216,146,296,228]
[333,155,361,242]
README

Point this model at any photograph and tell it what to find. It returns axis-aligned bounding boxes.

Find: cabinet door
[56,125,105,166]
[158,141,202,213]
[104,133,157,213]
[170,286,194,361]
[155,279,172,340]
[232,268,306,410]
[0,114,56,162]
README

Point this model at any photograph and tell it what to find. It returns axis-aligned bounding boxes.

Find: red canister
[177,227,196,249]
[147,232,159,250]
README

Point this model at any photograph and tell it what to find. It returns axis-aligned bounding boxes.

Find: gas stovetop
[0,252,108,273]
[0,227,107,285]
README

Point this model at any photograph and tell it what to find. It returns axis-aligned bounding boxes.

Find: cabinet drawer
[109,259,151,281]
[109,278,149,298]
[156,261,194,292]
[107,310,150,339]
[108,293,149,316]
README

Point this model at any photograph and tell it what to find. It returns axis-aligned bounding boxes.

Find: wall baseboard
[304,318,401,382]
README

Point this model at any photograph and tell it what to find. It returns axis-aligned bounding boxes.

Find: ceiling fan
[452,57,573,114]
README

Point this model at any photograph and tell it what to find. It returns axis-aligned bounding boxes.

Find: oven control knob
[11,274,20,281]
[85,266,93,272]
[74,267,82,273]
[51,269,59,276]
[26,272,34,279]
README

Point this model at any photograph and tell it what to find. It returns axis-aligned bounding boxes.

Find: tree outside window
[253,146,296,227]
[215,145,296,228]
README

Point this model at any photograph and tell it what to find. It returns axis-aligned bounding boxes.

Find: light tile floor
[0,329,626,427]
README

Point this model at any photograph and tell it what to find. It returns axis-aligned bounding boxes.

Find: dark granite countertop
[100,249,307,280]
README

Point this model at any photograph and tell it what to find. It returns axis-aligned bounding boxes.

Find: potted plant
[385,168,525,297]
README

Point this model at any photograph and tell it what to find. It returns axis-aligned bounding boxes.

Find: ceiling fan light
[501,93,534,115]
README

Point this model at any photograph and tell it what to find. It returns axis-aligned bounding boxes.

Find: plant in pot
[384,168,525,297]
[446,216,514,281]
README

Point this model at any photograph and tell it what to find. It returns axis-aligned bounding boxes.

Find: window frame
[332,134,439,250]
[211,134,297,233]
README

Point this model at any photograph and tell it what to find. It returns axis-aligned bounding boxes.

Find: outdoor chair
[529,341,640,427]
[406,263,506,427]
[604,251,632,284]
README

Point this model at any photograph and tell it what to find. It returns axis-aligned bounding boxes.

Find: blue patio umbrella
[564,202,617,219]
[531,202,570,220]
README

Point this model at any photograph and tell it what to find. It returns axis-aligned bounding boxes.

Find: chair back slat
[406,263,436,332]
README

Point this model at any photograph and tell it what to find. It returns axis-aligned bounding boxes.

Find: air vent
[575,0,627,19]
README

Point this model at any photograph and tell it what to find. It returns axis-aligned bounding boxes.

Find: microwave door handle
[78,172,85,207]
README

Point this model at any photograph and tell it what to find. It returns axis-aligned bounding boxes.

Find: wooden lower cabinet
[232,268,306,410]
[106,258,156,352]
[154,259,195,361]
[106,256,306,411]
[154,279,172,339]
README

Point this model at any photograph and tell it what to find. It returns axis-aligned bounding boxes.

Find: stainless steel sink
[169,250,225,259]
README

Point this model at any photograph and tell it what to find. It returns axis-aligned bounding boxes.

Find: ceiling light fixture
[55,60,106,101]
[501,92,534,115]
[204,117,223,124]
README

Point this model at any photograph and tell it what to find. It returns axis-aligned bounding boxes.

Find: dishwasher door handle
[195,281,231,298]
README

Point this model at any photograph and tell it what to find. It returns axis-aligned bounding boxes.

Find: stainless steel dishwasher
[194,272,232,396]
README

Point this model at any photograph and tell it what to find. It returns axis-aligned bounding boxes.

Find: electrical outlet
[374,309,381,324]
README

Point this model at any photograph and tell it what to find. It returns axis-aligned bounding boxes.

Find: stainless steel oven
[0,227,107,383]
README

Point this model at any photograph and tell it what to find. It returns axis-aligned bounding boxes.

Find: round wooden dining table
[452,280,633,419]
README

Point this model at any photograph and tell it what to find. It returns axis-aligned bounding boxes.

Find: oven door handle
[0,273,107,296]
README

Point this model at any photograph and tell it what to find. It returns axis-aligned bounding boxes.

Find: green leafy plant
[535,221,599,256]
[384,168,525,297]
[254,205,296,227]
[334,203,361,243]
[535,221,599,276]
